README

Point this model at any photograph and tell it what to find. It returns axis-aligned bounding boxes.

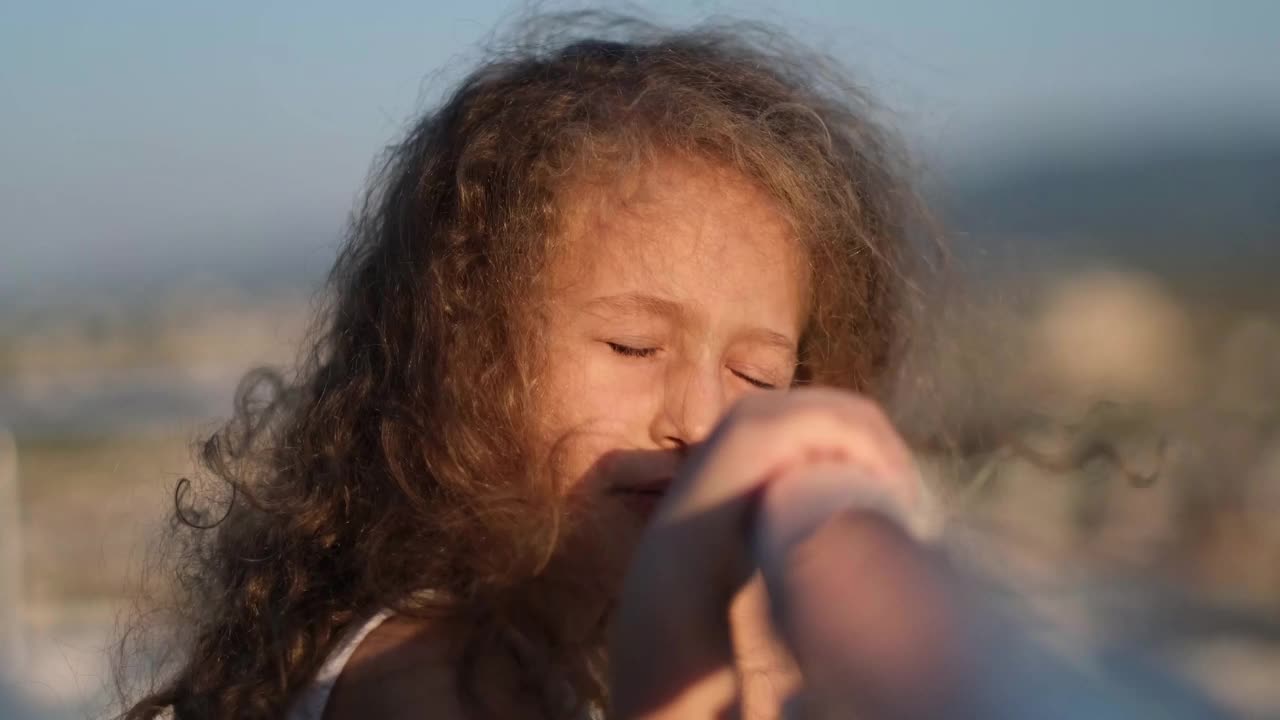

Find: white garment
[285,608,395,720]
[285,605,602,720]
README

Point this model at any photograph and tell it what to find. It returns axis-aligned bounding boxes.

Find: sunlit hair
[121,13,937,720]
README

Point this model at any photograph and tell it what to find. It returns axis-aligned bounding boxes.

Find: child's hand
[610,388,933,719]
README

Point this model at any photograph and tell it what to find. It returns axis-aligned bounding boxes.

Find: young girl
[122,14,938,720]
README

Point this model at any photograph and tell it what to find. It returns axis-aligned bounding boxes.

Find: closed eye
[732,369,777,390]
[606,341,658,358]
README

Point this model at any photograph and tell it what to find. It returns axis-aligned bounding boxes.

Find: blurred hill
[2,122,1276,312]
[0,225,333,321]
[940,126,1280,290]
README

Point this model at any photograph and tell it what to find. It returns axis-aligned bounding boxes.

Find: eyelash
[606,341,658,358]
[606,342,778,390]
[736,372,777,390]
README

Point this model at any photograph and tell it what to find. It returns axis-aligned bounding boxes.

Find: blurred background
[1,1,1277,717]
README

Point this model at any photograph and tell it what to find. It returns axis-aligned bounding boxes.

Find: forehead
[550,156,808,311]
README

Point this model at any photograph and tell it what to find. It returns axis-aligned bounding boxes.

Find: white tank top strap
[286,590,602,720]
[286,608,395,720]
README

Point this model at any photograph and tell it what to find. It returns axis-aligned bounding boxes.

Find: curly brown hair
[120,13,936,720]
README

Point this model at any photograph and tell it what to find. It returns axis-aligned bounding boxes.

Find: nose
[650,354,727,452]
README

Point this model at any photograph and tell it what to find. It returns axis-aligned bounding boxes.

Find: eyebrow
[739,328,800,357]
[583,292,798,356]
[583,292,686,320]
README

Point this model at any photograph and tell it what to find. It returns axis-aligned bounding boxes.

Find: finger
[610,499,752,719]
[611,471,925,717]
[662,391,921,525]
[755,470,970,719]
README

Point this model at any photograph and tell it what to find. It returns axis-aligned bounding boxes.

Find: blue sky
[2,0,1278,294]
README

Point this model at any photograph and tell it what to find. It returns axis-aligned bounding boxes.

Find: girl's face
[537,157,808,525]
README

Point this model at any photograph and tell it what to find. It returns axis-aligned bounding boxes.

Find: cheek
[543,334,653,424]
[536,341,654,489]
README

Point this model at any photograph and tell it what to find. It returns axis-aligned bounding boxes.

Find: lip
[609,476,673,519]
[610,476,673,496]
